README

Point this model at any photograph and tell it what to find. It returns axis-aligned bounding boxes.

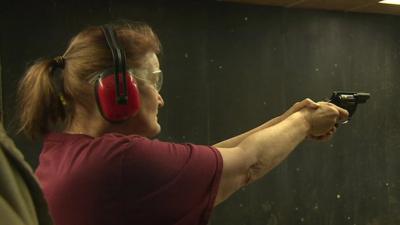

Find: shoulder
[71,133,223,181]
[88,133,169,157]
[120,137,223,210]
[120,136,223,185]
[116,135,221,164]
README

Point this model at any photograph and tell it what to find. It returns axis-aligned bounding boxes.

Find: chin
[145,123,161,138]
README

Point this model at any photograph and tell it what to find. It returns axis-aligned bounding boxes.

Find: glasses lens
[129,68,163,91]
[152,70,163,91]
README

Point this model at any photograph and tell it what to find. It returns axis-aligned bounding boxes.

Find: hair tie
[53,56,65,69]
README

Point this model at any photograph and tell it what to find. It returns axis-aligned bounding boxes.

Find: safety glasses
[88,68,163,92]
[129,68,163,92]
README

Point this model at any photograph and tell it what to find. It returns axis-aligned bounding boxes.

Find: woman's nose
[158,94,165,108]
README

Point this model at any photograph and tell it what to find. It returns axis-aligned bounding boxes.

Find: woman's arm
[213,99,318,148]
[214,102,348,206]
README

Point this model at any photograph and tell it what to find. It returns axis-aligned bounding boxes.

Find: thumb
[298,98,319,110]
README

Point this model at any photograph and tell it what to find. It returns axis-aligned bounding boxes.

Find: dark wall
[1,1,400,225]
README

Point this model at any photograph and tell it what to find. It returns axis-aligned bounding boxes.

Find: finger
[309,134,332,141]
[327,102,336,107]
[285,98,318,117]
[333,106,349,122]
[327,127,335,135]
[307,135,319,140]
[321,134,334,141]
[303,98,319,109]
[326,127,337,137]
[317,101,333,106]
[309,126,336,140]
[294,99,318,112]
[319,132,335,140]
[331,126,337,133]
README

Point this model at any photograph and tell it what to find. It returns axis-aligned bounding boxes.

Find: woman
[17,22,347,225]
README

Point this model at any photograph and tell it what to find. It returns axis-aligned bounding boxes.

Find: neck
[64,108,107,137]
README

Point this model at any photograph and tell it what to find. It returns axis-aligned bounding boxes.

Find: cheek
[137,98,158,124]
[140,96,156,113]
[139,90,158,112]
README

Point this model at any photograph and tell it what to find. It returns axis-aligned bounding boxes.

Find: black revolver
[328,91,370,122]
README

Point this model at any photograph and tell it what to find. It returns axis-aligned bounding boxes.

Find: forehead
[142,52,159,69]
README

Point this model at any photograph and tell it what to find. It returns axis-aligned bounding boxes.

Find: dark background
[1,1,400,225]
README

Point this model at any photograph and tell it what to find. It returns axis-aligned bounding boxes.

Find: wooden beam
[220,0,400,15]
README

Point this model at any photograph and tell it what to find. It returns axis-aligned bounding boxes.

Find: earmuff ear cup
[95,71,140,122]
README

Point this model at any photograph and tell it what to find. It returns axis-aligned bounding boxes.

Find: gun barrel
[354,92,370,103]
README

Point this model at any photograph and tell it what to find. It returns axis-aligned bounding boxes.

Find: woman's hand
[301,102,348,138]
[278,98,319,122]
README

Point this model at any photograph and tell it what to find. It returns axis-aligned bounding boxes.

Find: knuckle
[326,105,339,115]
[334,109,340,116]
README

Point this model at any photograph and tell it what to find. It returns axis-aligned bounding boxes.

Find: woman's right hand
[301,102,349,137]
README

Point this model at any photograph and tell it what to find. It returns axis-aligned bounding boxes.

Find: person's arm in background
[0,122,53,225]
[214,101,348,205]
[213,99,319,148]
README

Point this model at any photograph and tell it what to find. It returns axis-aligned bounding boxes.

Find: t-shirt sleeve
[121,136,223,225]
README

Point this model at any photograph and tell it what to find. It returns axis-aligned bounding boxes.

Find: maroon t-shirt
[35,133,223,225]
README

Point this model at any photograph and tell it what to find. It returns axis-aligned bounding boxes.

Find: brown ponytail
[17,58,68,139]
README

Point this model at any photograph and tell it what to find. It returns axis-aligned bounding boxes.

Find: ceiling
[220,0,400,15]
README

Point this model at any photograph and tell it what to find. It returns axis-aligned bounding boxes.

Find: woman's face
[127,52,164,137]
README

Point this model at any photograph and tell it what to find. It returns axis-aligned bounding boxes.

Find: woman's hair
[17,22,161,139]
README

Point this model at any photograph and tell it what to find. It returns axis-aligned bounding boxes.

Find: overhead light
[379,0,400,5]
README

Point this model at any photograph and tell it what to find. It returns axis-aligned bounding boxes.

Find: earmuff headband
[101,25,128,104]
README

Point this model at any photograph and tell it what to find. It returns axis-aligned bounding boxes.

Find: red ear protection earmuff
[95,25,141,122]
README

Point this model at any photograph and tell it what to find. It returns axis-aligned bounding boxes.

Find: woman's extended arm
[213,102,348,206]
